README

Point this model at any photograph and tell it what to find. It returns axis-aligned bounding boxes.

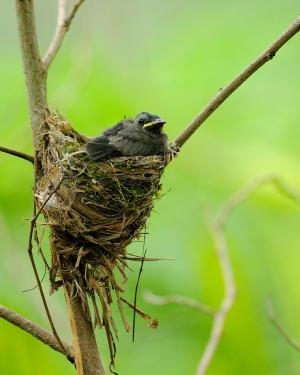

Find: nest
[35,114,169,361]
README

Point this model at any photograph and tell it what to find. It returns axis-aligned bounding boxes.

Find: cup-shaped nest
[36,115,168,353]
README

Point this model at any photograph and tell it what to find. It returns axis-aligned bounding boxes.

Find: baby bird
[86,112,168,162]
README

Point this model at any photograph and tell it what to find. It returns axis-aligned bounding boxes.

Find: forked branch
[267,298,300,353]
[43,0,86,69]
[174,16,300,148]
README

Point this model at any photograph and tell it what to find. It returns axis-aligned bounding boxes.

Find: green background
[1,1,300,374]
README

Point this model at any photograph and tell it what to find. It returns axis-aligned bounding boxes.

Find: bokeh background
[1,1,300,374]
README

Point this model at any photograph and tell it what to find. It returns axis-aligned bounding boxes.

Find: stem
[15,0,47,148]
[0,146,34,163]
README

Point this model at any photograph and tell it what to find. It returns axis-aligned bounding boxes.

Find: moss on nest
[35,114,170,361]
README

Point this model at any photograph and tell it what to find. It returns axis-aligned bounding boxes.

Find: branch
[43,0,85,70]
[174,16,300,148]
[0,304,74,363]
[267,298,300,353]
[15,0,48,147]
[0,146,34,163]
[196,174,299,374]
[143,292,215,317]
[196,213,236,375]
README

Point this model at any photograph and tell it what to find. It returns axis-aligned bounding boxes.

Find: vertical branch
[64,286,106,375]
[15,0,47,148]
[15,1,106,374]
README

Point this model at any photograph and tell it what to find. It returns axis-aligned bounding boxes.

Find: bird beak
[143,118,166,130]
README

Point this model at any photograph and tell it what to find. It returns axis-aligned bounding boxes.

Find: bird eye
[138,118,145,125]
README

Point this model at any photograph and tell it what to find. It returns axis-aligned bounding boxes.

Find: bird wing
[103,121,124,137]
[86,135,119,161]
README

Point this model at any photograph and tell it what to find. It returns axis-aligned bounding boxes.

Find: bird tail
[86,136,119,161]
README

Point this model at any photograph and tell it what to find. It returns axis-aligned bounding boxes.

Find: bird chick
[86,112,168,162]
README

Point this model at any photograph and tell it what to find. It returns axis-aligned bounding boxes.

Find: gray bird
[86,112,168,162]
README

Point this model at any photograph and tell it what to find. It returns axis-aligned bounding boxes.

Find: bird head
[135,112,166,133]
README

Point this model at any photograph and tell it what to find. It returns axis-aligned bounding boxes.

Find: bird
[86,112,168,162]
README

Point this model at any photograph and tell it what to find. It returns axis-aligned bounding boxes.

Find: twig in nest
[267,298,300,353]
[0,304,74,363]
[0,146,34,163]
[174,16,300,148]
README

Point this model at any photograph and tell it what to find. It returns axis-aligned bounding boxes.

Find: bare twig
[27,177,66,355]
[0,304,74,363]
[217,173,299,226]
[196,174,299,374]
[267,298,300,353]
[145,174,299,375]
[43,0,85,69]
[196,214,236,375]
[174,16,300,148]
[132,233,147,342]
[0,146,34,163]
[143,292,215,317]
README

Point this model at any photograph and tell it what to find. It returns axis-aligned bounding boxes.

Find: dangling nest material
[35,114,170,361]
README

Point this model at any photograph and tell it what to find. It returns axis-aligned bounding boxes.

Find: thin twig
[27,174,66,356]
[174,16,300,148]
[0,146,34,163]
[196,174,299,374]
[196,215,236,375]
[132,232,147,342]
[120,297,158,329]
[143,292,215,317]
[267,298,300,353]
[0,304,74,363]
[217,173,299,226]
[43,0,85,69]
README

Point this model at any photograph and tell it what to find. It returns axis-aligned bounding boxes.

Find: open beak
[143,118,166,130]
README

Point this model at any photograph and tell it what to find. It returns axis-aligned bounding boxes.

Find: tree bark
[15,0,47,148]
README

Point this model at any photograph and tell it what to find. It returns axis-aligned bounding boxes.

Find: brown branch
[0,146,34,163]
[63,285,106,375]
[0,304,74,363]
[267,298,300,353]
[43,0,86,69]
[15,0,47,148]
[143,292,215,317]
[174,16,300,148]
